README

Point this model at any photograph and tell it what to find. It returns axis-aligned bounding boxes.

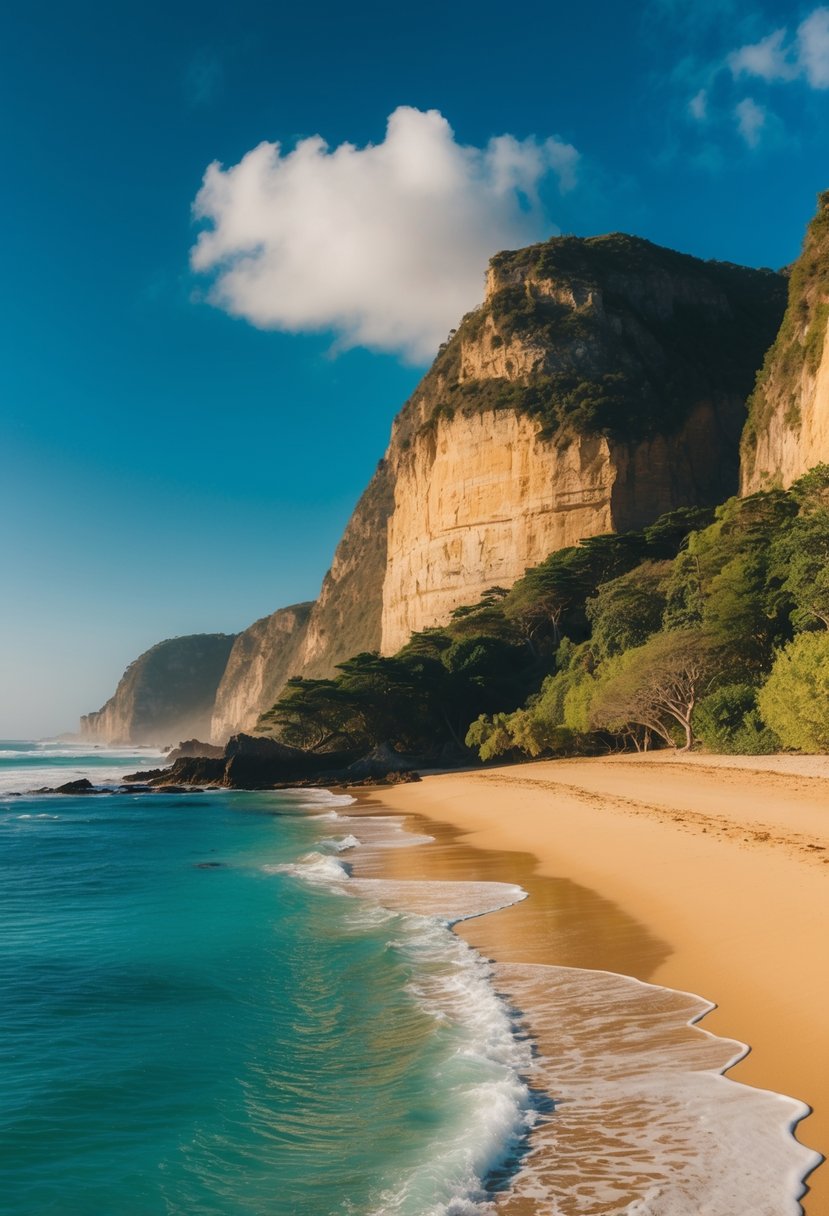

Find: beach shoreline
[355,752,828,1213]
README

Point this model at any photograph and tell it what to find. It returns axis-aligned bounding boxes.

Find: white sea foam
[365,915,534,1215]
[277,788,356,809]
[0,740,166,796]
[320,834,361,852]
[351,879,527,925]
[334,812,434,849]
[264,851,351,885]
[273,817,534,1214]
[488,963,820,1214]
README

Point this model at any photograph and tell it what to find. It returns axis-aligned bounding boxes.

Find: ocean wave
[278,788,356,809]
[264,851,352,885]
[487,963,820,1215]
[320,834,362,852]
[361,911,533,1215]
[335,812,434,849]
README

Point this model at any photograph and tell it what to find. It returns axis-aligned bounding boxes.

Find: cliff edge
[210,603,313,743]
[81,633,237,746]
[741,192,829,492]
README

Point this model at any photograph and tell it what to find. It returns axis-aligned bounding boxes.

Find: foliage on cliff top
[742,190,829,450]
[415,232,786,445]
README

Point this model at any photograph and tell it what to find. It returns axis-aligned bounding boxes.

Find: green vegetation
[257,465,829,761]
[693,684,779,755]
[419,233,785,445]
[758,633,829,751]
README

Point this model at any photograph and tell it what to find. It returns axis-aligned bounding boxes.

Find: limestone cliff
[80,634,236,746]
[210,602,313,743]
[298,233,786,663]
[741,192,829,492]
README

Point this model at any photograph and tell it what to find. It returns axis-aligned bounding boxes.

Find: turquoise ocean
[0,741,820,1215]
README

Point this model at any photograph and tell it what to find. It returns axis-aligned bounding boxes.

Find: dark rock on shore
[165,739,225,762]
[56,779,101,795]
[343,742,423,780]
[122,768,163,781]
[118,731,427,791]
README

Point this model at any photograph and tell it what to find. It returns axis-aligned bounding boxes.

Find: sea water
[0,743,530,1216]
[0,741,820,1215]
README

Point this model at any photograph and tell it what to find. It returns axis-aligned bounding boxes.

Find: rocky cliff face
[80,634,237,746]
[741,192,829,492]
[299,233,786,661]
[210,602,313,743]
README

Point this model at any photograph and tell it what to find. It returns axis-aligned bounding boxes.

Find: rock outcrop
[80,634,237,746]
[741,192,829,492]
[298,233,786,661]
[210,602,313,742]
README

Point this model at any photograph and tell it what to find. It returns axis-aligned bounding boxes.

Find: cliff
[80,633,237,746]
[210,602,313,743]
[741,192,829,492]
[297,233,786,662]
[83,233,787,741]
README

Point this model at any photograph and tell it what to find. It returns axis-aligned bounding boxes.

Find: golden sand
[355,753,828,1213]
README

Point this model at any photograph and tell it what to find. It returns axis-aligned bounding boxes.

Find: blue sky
[2,0,828,736]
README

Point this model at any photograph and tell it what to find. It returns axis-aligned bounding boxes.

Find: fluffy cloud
[728,28,796,82]
[799,7,829,87]
[191,107,578,362]
[729,7,829,90]
[735,97,767,147]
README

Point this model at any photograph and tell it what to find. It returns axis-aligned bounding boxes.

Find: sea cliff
[80,634,236,746]
[210,603,312,742]
[741,192,829,492]
[301,233,785,660]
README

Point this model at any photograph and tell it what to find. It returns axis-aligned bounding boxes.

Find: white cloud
[688,88,708,120]
[728,28,796,82]
[191,107,579,362]
[798,7,829,87]
[735,96,767,146]
[728,7,829,89]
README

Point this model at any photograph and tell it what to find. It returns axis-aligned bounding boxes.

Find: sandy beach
[361,753,829,1214]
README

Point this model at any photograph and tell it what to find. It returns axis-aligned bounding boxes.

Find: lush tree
[589,629,720,749]
[663,492,796,670]
[447,587,518,641]
[640,506,715,558]
[258,678,365,752]
[693,683,779,754]
[770,465,829,631]
[465,713,519,762]
[586,561,671,659]
[503,532,645,651]
[758,633,829,751]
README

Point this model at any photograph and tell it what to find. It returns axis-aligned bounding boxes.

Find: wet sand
[352,753,828,1213]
